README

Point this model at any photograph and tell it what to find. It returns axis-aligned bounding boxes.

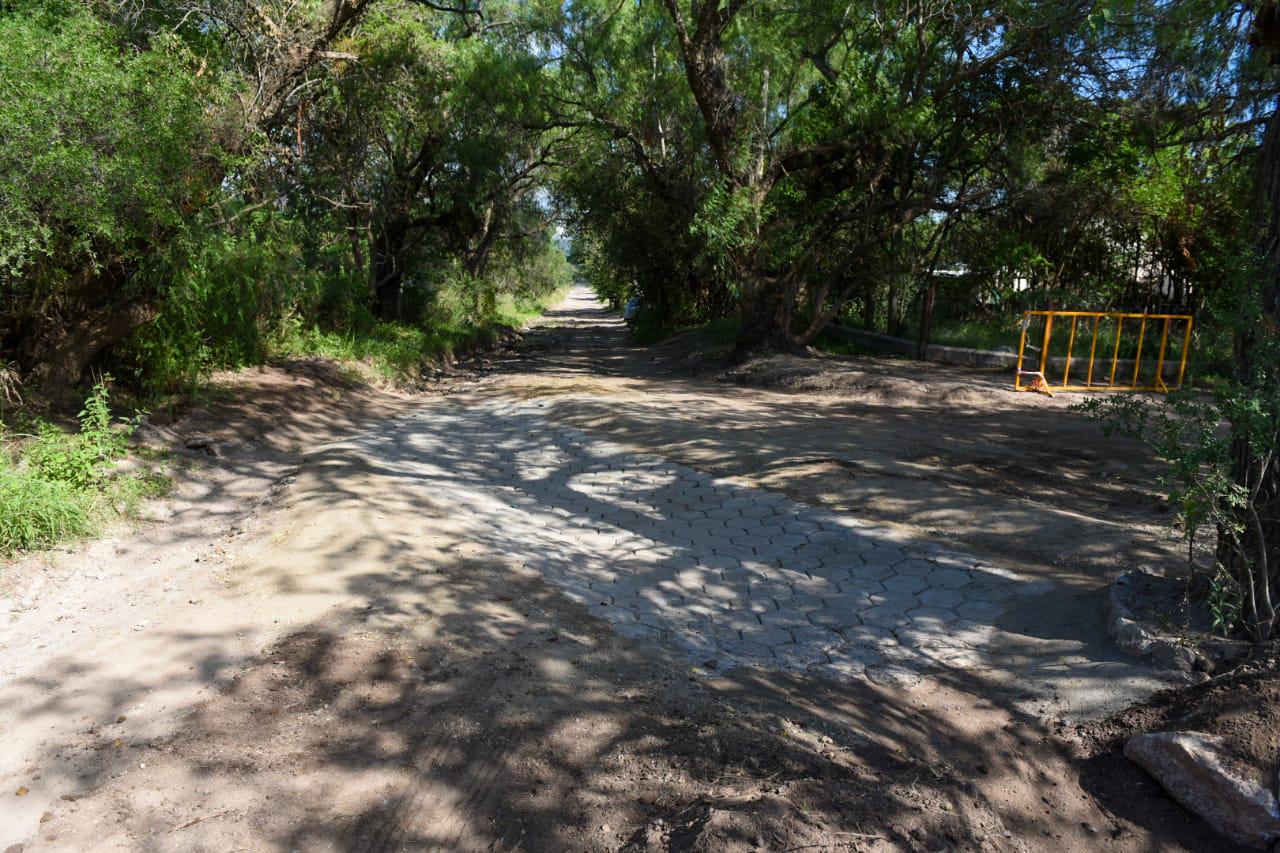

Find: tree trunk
[734,274,797,357]
[917,277,939,360]
[369,220,407,322]
[10,253,157,395]
[464,203,499,278]
[348,212,365,274]
[26,299,158,394]
[1217,99,1280,641]
[886,276,900,335]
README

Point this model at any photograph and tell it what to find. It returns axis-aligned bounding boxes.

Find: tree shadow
[1,289,1217,851]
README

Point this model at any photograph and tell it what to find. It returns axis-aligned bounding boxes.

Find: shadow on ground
[11,424,1230,852]
[1,290,1227,852]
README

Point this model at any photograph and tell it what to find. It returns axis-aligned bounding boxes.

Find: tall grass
[271,285,569,381]
[0,381,169,557]
[0,465,92,553]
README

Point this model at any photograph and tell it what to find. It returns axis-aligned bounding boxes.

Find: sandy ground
[0,290,1232,852]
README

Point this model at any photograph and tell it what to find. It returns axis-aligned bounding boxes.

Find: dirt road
[1,288,1226,852]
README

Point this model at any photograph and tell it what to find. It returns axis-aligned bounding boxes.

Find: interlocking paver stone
[846,563,895,583]
[867,589,921,609]
[358,398,1043,686]
[882,574,928,594]
[955,599,1005,621]
[740,624,794,648]
[916,587,967,609]
[906,606,960,627]
[783,520,820,535]
[807,601,866,630]
[894,559,936,577]
[927,568,973,589]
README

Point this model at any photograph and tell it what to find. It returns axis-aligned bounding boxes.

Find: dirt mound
[713,351,1068,414]
[718,353,929,398]
[1082,660,1280,785]
[137,357,414,459]
[1074,660,1280,849]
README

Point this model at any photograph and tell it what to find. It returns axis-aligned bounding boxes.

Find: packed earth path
[346,341,1118,694]
[2,286,1222,852]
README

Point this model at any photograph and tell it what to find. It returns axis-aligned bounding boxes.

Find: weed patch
[0,381,169,557]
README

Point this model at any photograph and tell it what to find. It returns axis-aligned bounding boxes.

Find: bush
[24,383,131,488]
[120,216,329,392]
[1080,269,1280,642]
[0,2,216,385]
[0,380,161,556]
[0,465,92,553]
[266,240,572,381]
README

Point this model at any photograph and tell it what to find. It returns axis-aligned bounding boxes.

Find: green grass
[272,288,568,382]
[699,317,741,346]
[0,464,93,553]
[104,467,172,515]
[0,461,172,555]
[916,319,1021,351]
[627,313,740,346]
[813,330,877,357]
[0,382,172,557]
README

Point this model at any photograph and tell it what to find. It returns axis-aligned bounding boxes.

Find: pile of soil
[714,351,1087,412]
[717,354,930,398]
[1073,660,1280,850]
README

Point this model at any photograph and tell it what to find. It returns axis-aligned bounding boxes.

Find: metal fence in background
[1015,310,1194,394]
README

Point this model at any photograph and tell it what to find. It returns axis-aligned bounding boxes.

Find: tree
[1082,0,1280,641]
[549,0,1094,354]
[1220,2,1280,639]
[0,5,213,389]
[301,3,561,321]
[0,0,378,391]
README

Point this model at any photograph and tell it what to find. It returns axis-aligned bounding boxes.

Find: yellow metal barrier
[1014,310,1193,394]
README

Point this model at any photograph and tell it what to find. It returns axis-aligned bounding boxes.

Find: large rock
[1125,731,1280,848]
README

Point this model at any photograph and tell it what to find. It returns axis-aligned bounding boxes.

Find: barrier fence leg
[1109,317,1123,387]
[1015,316,1029,391]
[1038,314,1053,381]
[1131,317,1147,388]
[1087,315,1100,388]
[1154,318,1171,393]
[1063,316,1078,388]
[1176,318,1193,390]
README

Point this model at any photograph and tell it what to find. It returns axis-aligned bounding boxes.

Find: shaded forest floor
[0,287,1247,852]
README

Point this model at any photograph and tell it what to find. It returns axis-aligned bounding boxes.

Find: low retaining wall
[824,325,1184,381]
[824,326,1016,369]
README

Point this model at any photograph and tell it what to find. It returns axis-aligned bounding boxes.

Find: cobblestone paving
[346,398,1059,687]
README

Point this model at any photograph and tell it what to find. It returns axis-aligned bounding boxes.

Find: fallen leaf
[15,786,28,796]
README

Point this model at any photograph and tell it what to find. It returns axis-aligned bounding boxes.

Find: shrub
[0,379,157,556]
[0,2,217,387]
[0,465,92,553]
[23,382,131,488]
